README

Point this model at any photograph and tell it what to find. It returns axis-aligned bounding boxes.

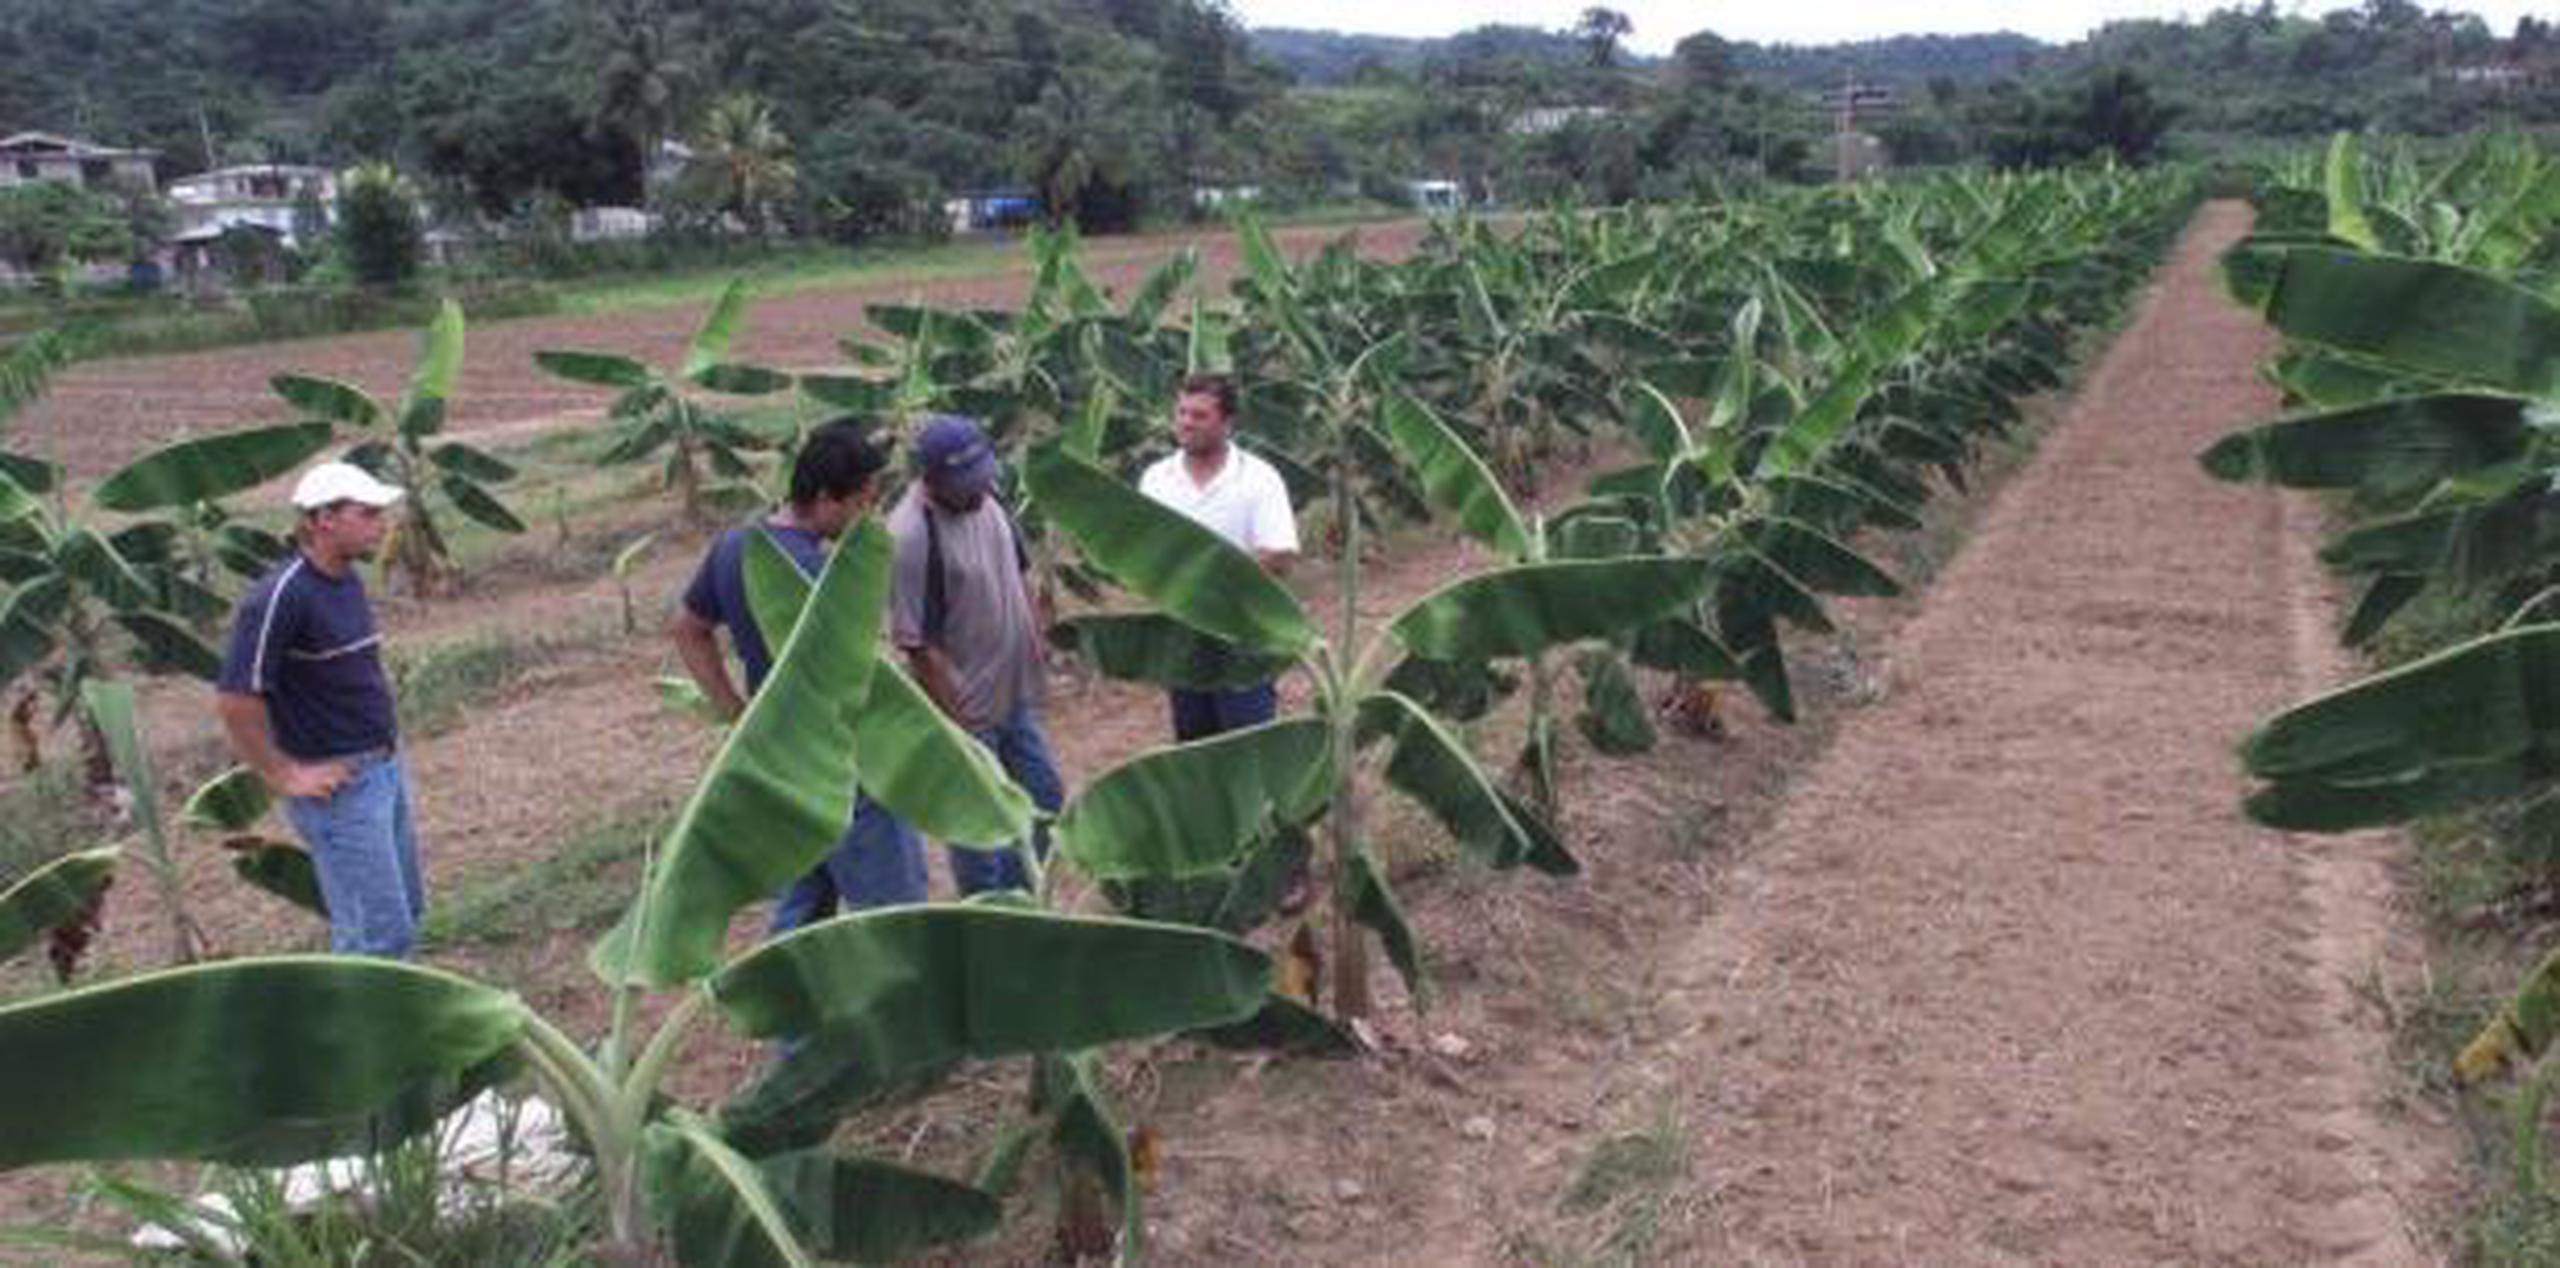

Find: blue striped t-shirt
[217,553,399,760]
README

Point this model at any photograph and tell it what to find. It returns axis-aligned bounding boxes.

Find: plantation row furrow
[0,168,2199,1263]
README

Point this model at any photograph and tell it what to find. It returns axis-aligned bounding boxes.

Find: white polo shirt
[1138,444,1300,556]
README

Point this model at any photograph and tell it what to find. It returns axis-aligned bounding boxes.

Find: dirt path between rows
[1606,200,2452,1262]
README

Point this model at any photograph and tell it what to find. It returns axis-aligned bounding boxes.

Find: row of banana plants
[2201,134,2560,1085]
[0,168,2197,1265]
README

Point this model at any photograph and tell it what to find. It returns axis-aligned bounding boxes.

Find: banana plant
[2203,248,2560,649]
[0,517,1273,1266]
[535,278,792,522]
[1028,436,1713,1023]
[270,301,525,594]
[2,420,330,779]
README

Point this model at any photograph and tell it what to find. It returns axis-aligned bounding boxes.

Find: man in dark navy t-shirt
[216,460,424,958]
[672,421,927,930]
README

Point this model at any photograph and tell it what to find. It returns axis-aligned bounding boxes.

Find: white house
[165,164,335,247]
[0,131,157,192]
[1404,179,1463,213]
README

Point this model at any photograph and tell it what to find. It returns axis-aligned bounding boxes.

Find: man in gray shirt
[888,415,1062,894]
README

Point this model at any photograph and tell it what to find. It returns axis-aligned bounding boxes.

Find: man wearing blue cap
[887,415,1064,894]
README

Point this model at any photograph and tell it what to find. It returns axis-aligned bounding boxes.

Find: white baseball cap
[290,461,405,511]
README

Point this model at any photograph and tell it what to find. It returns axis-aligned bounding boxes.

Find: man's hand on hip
[275,759,352,800]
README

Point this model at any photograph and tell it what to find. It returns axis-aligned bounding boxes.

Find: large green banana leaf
[1739,517,1901,598]
[2245,759,2539,834]
[756,1150,1001,1264]
[643,1113,814,1268]
[0,470,34,524]
[0,956,525,1169]
[92,423,336,512]
[1103,822,1313,936]
[270,374,386,428]
[115,610,222,679]
[2198,393,2534,495]
[1057,719,1331,881]
[441,473,526,534]
[231,840,328,918]
[734,527,1034,849]
[2324,132,2383,253]
[2265,249,2560,397]
[0,846,117,966]
[55,528,152,610]
[594,524,891,988]
[1346,846,1423,1004]
[1048,612,1296,691]
[1376,393,1529,559]
[847,662,1035,848]
[684,279,755,380]
[398,300,463,437]
[709,905,1269,1064]
[1023,446,1314,658]
[1385,557,1713,662]
[1045,1052,1141,1257]
[532,350,654,390]
[1358,690,1577,875]
[2240,622,2560,794]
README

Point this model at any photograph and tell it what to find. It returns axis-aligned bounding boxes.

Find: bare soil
[0,203,2461,1266]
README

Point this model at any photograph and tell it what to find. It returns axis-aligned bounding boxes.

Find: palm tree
[683,94,797,237]
[578,0,701,200]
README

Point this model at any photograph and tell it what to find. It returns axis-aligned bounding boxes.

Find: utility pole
[1817,72,1898,183]
[195,102,218,173]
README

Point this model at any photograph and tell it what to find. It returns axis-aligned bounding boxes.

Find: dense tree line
[0,0,2552,242]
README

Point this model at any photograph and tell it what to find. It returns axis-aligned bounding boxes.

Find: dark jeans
[949,700,1067,895]
[769,792,927,934]
[1168,681,1280,742]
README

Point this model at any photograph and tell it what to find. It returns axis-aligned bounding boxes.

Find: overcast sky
[1228,2,2542,53]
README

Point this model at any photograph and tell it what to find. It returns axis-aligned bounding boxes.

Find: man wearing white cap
[215,460,426,957]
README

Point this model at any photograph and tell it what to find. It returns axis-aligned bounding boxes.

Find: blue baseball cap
[913,414,997,494]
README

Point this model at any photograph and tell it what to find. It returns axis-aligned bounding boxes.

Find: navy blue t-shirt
[682,521,828,692]
[217,553,399,760]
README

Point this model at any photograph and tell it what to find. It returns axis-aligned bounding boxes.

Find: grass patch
[420,802,674,951]
[1557,1104,1693,1265]
[552,239,1026,318]
[389,628,559,736]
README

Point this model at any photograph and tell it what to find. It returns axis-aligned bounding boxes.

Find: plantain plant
[269,301,526,595]
[536,279,793,522]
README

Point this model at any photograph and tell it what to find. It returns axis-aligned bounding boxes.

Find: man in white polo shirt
[1137,373,1300,740]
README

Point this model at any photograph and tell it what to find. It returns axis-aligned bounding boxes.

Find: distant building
[1404,179,1463,213]
[1508,106,1612,136]
[1191,184,1262,211]
[943,190,1042,235]
[0,131,157,192]
[166,164,335,247]
[573,206,658,242]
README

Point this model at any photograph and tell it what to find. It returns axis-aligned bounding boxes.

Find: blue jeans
[951,701,1066,895]
[1168,682,1279,742]
[770,793,927,934]
[283,752,424,958]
